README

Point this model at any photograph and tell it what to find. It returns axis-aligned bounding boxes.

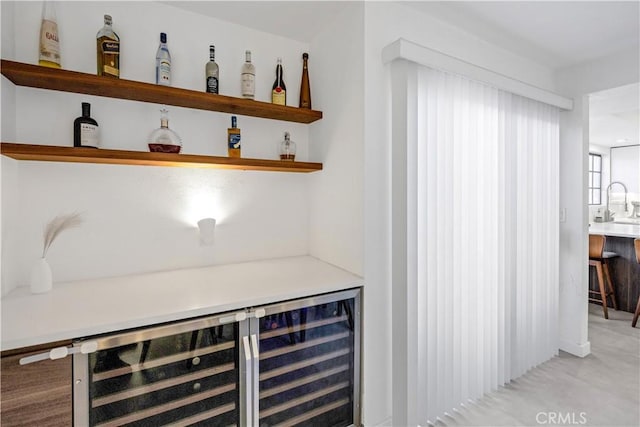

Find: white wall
[308,3,364,277]
[1,1,317,295]
[362,2,558,425]
[556,46,640,356]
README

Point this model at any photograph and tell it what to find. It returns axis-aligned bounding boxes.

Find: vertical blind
[413,65,560,424]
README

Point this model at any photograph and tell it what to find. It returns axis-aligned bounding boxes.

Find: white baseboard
[366,416,393,426]
[560,339,591,357]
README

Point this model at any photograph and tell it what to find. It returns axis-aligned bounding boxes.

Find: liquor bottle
[148,108,182,153]
[271,58,286,106]
[155,33,171,86]
[227,116,241,158]
[241,50,255,99]
[279,131,296,161]
[299,53,311,109]
[39,1,60,68]
[96,14,120,78]
[205,45,219,94]
[73,103,99,148]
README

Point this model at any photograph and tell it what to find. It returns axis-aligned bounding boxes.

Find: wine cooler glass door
[74,313,246,426]
[255,288,361,427]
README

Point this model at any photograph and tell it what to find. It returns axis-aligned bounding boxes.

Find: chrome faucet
[605,181,628,221]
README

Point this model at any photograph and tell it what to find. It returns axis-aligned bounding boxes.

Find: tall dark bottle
[271,57,286,106]
[74,102,99,148]
[299,53,311,109]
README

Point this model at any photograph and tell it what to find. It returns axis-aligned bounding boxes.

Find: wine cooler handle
[250,334,259,359]
[242,335,253,426]
[250,333,260,424]
[248,308,265,319]
[219,311,248,324]
[19,341,98,365]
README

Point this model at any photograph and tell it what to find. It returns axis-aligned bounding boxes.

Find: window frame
[588,153,602,205]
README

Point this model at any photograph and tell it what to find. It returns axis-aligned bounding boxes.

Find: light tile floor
[437,304,640,427]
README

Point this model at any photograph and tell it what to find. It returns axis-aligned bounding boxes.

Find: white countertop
[589,222,640,238]
[1,256,363,351]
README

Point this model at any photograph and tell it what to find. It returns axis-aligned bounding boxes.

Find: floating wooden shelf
[0,143,322,173]
[0,60,323,124]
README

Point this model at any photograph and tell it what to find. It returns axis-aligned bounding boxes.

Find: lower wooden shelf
[0,143,322,173]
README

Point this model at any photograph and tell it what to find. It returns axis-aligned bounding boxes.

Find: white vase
[30,257,52,294]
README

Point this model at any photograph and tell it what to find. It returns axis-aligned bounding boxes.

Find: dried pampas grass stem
[42,212,83,258]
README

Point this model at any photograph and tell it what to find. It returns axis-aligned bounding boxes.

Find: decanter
[279,131,296,161]
[148,108,182,153]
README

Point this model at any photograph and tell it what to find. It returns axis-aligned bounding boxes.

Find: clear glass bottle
[148,108,182,153]
[271,57,286,106]
[96,14,120,78]
[39,1,60,68]
[155,32,171,86]
[279,131,296,161]
[205,45,219,94]
[299,53,312,109]
[74,103,99,148]
[241,50,255,99]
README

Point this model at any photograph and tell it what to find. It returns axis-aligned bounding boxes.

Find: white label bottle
[74,102,100,148]
[156,32,171,86]
[241,50,255,99]
[39,0,60,68]
[206,45,219,94]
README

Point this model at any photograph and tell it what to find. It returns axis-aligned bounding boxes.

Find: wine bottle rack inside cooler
[74,315,241,426]
[257,296,357,427]
[73,289,361,427]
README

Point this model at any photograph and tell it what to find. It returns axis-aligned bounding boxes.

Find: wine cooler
[73,288,361,426]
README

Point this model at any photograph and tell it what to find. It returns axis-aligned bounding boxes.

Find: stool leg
[595,262,609,319]
[603,261,618,310]
[632,296,640,328]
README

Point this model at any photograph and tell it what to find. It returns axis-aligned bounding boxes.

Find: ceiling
[164,1,640,70]
[589,83,640,148]
[402,1,640,69]
[161,1,350,43]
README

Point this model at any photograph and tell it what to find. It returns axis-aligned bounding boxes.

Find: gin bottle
[73,103,99,148]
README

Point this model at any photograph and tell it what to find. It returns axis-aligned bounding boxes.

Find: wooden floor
[437,304,640,426]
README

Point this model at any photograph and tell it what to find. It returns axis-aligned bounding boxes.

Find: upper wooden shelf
[0,143,322,173]
[0,60,323,124]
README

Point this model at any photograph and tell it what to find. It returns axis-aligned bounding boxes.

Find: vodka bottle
[155,32,171,86]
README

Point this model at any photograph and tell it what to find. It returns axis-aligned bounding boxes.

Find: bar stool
[632,239,640,328]
[588,234,618,319]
